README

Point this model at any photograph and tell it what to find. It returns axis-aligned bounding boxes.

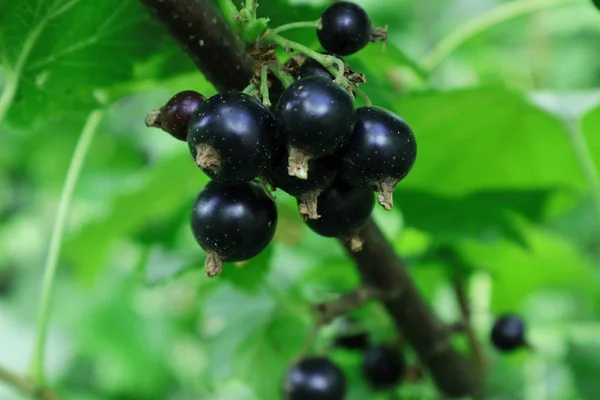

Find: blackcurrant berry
[275,77,355,179]
[339,106,417,211]
[190,180,277,277]
[305,179,374,251]
[491,314,527,352]
[283,356,346,400]
[146,90,206,141]
[362,345,404,390]
[317,2,371,56]
[188,92,276,183]
[297,57,336,80]
[265,148,337,220]
[334,331,370,351]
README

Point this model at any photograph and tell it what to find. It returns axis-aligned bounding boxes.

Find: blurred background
[0,0,599,398]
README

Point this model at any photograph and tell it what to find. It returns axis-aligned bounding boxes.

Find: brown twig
[315,285,394,325]
[454,277,486,370]
[0,364,61,400]
[138,0,254,92]
[139,1,484,397]
[343,221,484,398]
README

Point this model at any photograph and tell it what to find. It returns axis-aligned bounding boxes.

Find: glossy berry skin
[340,106,416,188]
[334,331,370,351]
[362,345,404,390]
[491,315,527,352]
[306,179,374,238]
[283,356,346,400]
[160,90,206,141]
[275,77,355,159]
[297,57,335,80]
[317,2,371,56]
[187,92,276,183]
[265,149,336,198]
[190,180,277,262]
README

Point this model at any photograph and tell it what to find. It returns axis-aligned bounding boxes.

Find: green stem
[267,63,295,88]
[242,83,258,96]
[245,0,254,16]
[29,109,105,386]
[263,34,346,86]
[566,118,600,224]
[353,86,372,106]
[421,0,584,73]
[217,0,240,31]
[260,65,271,107]
[267,20,320,36]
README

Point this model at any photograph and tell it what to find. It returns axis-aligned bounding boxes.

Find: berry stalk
[262,34,347,87]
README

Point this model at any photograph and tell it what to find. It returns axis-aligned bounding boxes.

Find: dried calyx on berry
[265,148,337,220]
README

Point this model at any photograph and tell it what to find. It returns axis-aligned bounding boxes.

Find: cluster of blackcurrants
[283,323,407,400]
[147,1,417,277]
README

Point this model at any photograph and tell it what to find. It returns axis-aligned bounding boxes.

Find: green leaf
[567,338,600,399]
[396,188,553,247]
[233,311,308,399]
[64,151,207,282]
[143,246,204,287]
[458,224,595,312]
[0,0,166,124]
[218,246,275,293]
[582,104,600,179]
[392,88,585,196]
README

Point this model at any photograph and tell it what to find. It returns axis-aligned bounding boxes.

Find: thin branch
[453,277,486,370]
[0,364,61,400]
[315,285,394,325]
[343,221,484,398]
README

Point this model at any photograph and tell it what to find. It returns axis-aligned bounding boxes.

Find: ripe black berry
[187,92,276,183]
[334,331,370,351]
[317,2,371,56]
[190,180,277,277]
[265,149,336,220]
[275,77,355,179]
[491,314,527,352]
[339,106,417,211]
[146,90,206,141]
[362,345,404,390]
[283,356,346,400]
[306,179,374,251]
[297,57,336,80]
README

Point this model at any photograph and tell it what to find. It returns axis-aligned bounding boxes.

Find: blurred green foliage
[0,0,599,399]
